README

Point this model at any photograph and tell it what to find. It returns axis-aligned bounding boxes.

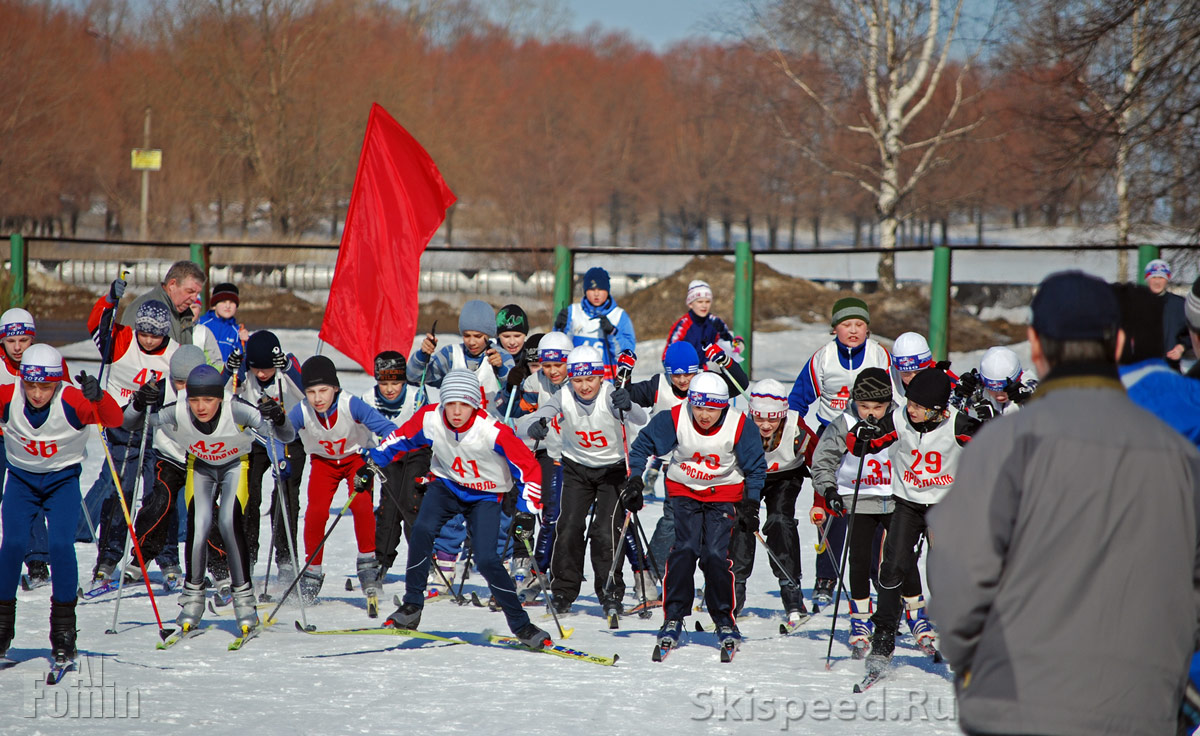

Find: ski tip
[694,621,704,632]
[345,579,354,591]
[294,621,306,633]
[159,628,175,641]
[853,684,863,694]
[779,624,788,635]
[104,628,118,636]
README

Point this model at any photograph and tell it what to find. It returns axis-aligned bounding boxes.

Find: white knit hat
[892,332,933,372]
[0,308,35,338]
[979,346,1022,392]
[20,344,65,382]
[567,345,605,378]
[749,379,788,419]
[440,369,482,409]
[686,280,713,306]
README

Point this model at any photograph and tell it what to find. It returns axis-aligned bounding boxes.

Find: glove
[553,309,568,331]
[258,395,287,427]
[809,506,827,525]
[132,381,161,412]
[620,476,644,512]
[852,419,880,441]
[954,369,981,399]
[973,400,997,421]
[704,343,730,369]
[502,489,517,516]
[271,348,289,371]
[224,349,243,374]
[76,371,102,402]
[611,387,632,412]
[276,457,292,481]
[823,487,845,516]
[739,501,760,533]
[108,277,127,303]
[599,315,615,337]
[527,418,549,441]
[513,511,537,540]
[1005,377,1035,405]
[731,335,745,353]
[615,349,636,387]
[353,464,374,493]
[505,359,531,391]
[643,464,660,489]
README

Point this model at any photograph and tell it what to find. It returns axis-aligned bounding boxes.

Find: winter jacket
[1121,357,1200,449]
[195,310,241,361]
[927,362,1200,736]
[663,310,733,360]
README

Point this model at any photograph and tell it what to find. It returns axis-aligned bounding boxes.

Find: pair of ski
[851,641,944,693]
[0,655,75,684]
[295,622,617,666]
[652,637,740,663]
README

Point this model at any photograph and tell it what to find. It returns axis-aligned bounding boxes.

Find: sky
[561,0,731,50]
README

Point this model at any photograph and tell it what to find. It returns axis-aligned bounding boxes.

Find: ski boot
[357,556,382,618]
[210,576,233,607]
[160,564,182,588]
[385,602,422,630]
[732,580,746,618]
[427,552,456,595]
[49,598,78,663]
[905,595,938,655]
[716,622,743,661]
[603,598,624,629]
[865,621,896,675]
[298,569,324,605]
[812,578,835,610]
[25,561,49,588]
[275,561,297,586]
[653,618,683,661]
[551,595,572,615]
[514,622,551,650]
[123,564,144,584]
[0,599,15,657]
[92,559,117,583]
[848,598,874,658]
[176,582,206,630]
[231,582,259,633]
[511,557,532,601]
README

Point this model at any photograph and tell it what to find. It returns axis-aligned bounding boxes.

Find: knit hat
[979,347,1022,392]
[686,280,713,306]
[583,267,610,293]
[688,371,729,408]
[210,282,239,305]
[1031,271,1120,341]
[0,308,35,337]
[301,355,339,389]
[749,379,789,419]
[19,344,64,382]
[904,368,951,412]
[1143,258,1172,280]
[374,351,406,382]
[246,331,282,369]
[539,332,573,364]
[891,332,933,372]
[523,333,543,364]
[186,364,225,399]
[439,369,482,409]
[831,297,870,327]
[459,300,497,338]
[135,300,172,337]
[662,342,702,374]
[1186,277,1200,331]
[170,345,208,382]
[853,367,893,403]
[567,345,605,378]
[496,304,529,335]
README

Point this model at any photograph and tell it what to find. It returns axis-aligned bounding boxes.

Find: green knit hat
[831,297,870,327]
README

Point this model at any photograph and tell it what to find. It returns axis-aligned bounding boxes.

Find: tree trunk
[721,214,732,249]
[443,204,454,246]
[789,214,798,250]
[811,213,821,249]
[767,212,778,250]
[609,191,621,247]
[658,206,667,249]
[853,214,862,248]
[976,207,983,245]
[629,206,639,248]
[743,213,752,246]
[877,215,899,291]
[701,214,711,250]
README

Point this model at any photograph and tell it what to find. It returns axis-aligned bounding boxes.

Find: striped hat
[1144,259,1171,280]
[686,280,713,306]
[980,347,1022,391]
[567,346,605,378]
[440,369,482,409]
[831,297,870,327]
[749,379,788,419]
[0,308,35,338]
[688,371,729,408]
[539,332,573,364]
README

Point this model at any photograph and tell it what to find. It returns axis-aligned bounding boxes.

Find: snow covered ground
[1,326,1006,734]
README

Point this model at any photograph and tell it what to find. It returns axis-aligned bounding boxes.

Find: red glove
[704,343,730,368]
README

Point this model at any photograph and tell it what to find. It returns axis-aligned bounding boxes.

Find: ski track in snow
[2,327,970,734]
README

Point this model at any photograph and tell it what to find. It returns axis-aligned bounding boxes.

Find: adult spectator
[1143,258,1190,370]
[1185,277,1200,380]
[120,260,221,366]
[927,270,1200,736]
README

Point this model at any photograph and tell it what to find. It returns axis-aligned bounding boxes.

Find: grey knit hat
[170,345,208,382]
[439,369,482,409]
[1186,277,1200,331]
[459,300,496,338]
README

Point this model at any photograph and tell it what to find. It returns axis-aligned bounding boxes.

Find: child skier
[140,365,294,633]
[728,379,817,622]
[954,346,1036,420]
[553,267,636,376]
[0,345,122,666]
[846,368,980,673]
[288,356,397,608]
[518,345,646,618]
[407,300,511,407]
[663,280,741,361]
[368,369,551,649]
[625,371,767,657]
[194,282,250,363]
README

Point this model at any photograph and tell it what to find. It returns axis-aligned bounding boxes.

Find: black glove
[527,418,549,441]
[620,476,644,512]
[225,349,243,374]
[502,489,517,516]
[954,369,981,399]
[611,387,632,412]
[76,371,102,402]
[1005,378,1035,405]
[823,487,846,516]
[108,277,127,303]
[513,511,537,540]
[353,464,374,493]
[599,315,616,337]
[739,500,760,533]
[934,360,952,372]
[271,348,289,371]
[553,309,568,331]
[258,395,287,427]
[852,418,880,441]
[506,359,531,391]
[132,381,161,412]
[972,400,997,421]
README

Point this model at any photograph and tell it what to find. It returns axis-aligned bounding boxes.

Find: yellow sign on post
[131,148,162,171]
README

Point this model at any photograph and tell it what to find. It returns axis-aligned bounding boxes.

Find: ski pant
[0,443,50,569]
[0,465,82,602]
[648,494,674,569]
[127,457,187,569]
[848,511,920,601]
[402,480,530,634]
[82,426,155,566]
[550,458,626,605]
[532,452,562,572]
[208,438,304,572]
[729,474,803,600]
[662,495,738,626]
[304,454,375,566]
[184,455,251,588]
[870,497,929,632]
[374,447,431,572]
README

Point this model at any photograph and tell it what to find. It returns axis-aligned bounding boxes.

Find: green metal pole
[733,240,754,375]
[553,245,574,320]
[9,234,26,309]
[1137,244,1161,280]
[189,242,209,309]
[929,244,952,361]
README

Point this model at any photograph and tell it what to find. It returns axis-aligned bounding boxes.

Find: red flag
[319,103,456,375]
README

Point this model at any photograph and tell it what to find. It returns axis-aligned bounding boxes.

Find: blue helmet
[662,342,701,375]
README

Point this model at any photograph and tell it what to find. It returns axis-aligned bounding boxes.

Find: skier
[407,299,511,408]
[553,267,636,377]
[889,331,935,390]
[517,345,646,617]
[625,371,766,657]
[194,282,249,363]
[0,345,122,666]
[288,355,397,605]
[662,280,741,361]
[955,346,1036,421]
[368,369,551,650]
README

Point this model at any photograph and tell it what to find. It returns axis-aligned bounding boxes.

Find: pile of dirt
[619,255,1026,352]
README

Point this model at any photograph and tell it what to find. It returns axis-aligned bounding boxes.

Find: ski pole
[824,443,868,670]
[519,535,569,640]
[717,364,753,404]
[414,320,438,407]
[602,510,635,604]
[107,416,152,633]
[752,530,801,589]
[813,517,849,588]
[265,372,309,627]
[631,512,662,580]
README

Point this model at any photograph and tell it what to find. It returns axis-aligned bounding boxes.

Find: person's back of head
[1029,271,1122,373]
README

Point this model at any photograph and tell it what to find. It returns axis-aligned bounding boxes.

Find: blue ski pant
[0,465,83,601]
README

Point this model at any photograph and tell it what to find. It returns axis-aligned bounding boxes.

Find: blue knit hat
[459,300,496,338]
[439,369,482,409]
[186,364,225,399]
[583,267,610,293]
[135,300,172,337]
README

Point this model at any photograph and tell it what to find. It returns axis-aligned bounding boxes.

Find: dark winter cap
[458,300,497,338]
[301,355,339,389]
[905,368,951,412]
[135,300,172,337]
[853,368,893,403]
[583,267,610,293]
[186,364,225,399]
[1185,277,1200,332]
[523,333,543,364]
[497,304,529,335]
[246,330,282,369]
[831,297,870,327]
[210,282,239,306]
[1030,271,1120,341]
[374,351,406,382]
[170,345,208,382]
